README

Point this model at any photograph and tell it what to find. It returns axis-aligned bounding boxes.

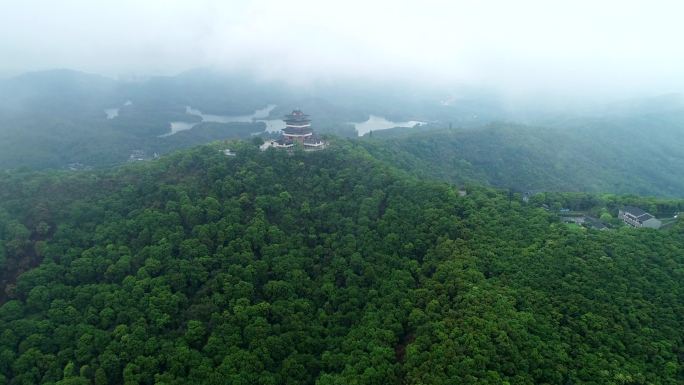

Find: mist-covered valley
[1,68,683,198]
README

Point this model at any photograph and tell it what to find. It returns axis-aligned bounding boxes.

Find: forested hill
[0,141,683,384]
[360,121,684,197]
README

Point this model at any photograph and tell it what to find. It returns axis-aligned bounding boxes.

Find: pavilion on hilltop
[269,109,326,149]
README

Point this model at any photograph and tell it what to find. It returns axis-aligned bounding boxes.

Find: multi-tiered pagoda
[273,109,325,149]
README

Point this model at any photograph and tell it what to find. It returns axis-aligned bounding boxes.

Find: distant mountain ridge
[360,116,684,197]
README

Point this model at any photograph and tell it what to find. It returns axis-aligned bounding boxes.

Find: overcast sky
[1,0,683,98]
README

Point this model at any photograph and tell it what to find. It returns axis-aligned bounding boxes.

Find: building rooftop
[288,109,307,116]
[623,206,654,221]
[283,126,313,135]
[276,137,294,146]
[304,134,324,144]
[584,216,608,230]
[284,109,310,120]
[623,206,647,216]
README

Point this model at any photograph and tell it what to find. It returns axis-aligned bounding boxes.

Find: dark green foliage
[0,141,682,384]
[360,122,684,197]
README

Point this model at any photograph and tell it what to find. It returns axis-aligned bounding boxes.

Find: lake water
[187,104,276,123]
[159,121,197,138]
[104,108,119,119]
[104,100,132,119]
[354,115,425,136]
[162,104,280,137]
[260,119,286,133]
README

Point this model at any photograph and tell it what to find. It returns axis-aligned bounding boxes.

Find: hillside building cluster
[619,206,662,229]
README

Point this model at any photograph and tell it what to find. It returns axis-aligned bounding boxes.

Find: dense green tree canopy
[360,121,684,197]
[0,141,682,384]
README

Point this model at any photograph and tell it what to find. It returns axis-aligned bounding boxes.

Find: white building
[618,206,662,229]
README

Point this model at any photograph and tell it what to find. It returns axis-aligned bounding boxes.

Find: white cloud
[1,0,683,97]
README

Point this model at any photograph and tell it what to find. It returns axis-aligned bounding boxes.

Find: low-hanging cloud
[2,0,683,99]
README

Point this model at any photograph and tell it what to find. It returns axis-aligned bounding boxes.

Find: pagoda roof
[283,127,313,135]
[289,109,307,115]
[276,137,295,145]
[304,134,323,144]
[284,109,309,118]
